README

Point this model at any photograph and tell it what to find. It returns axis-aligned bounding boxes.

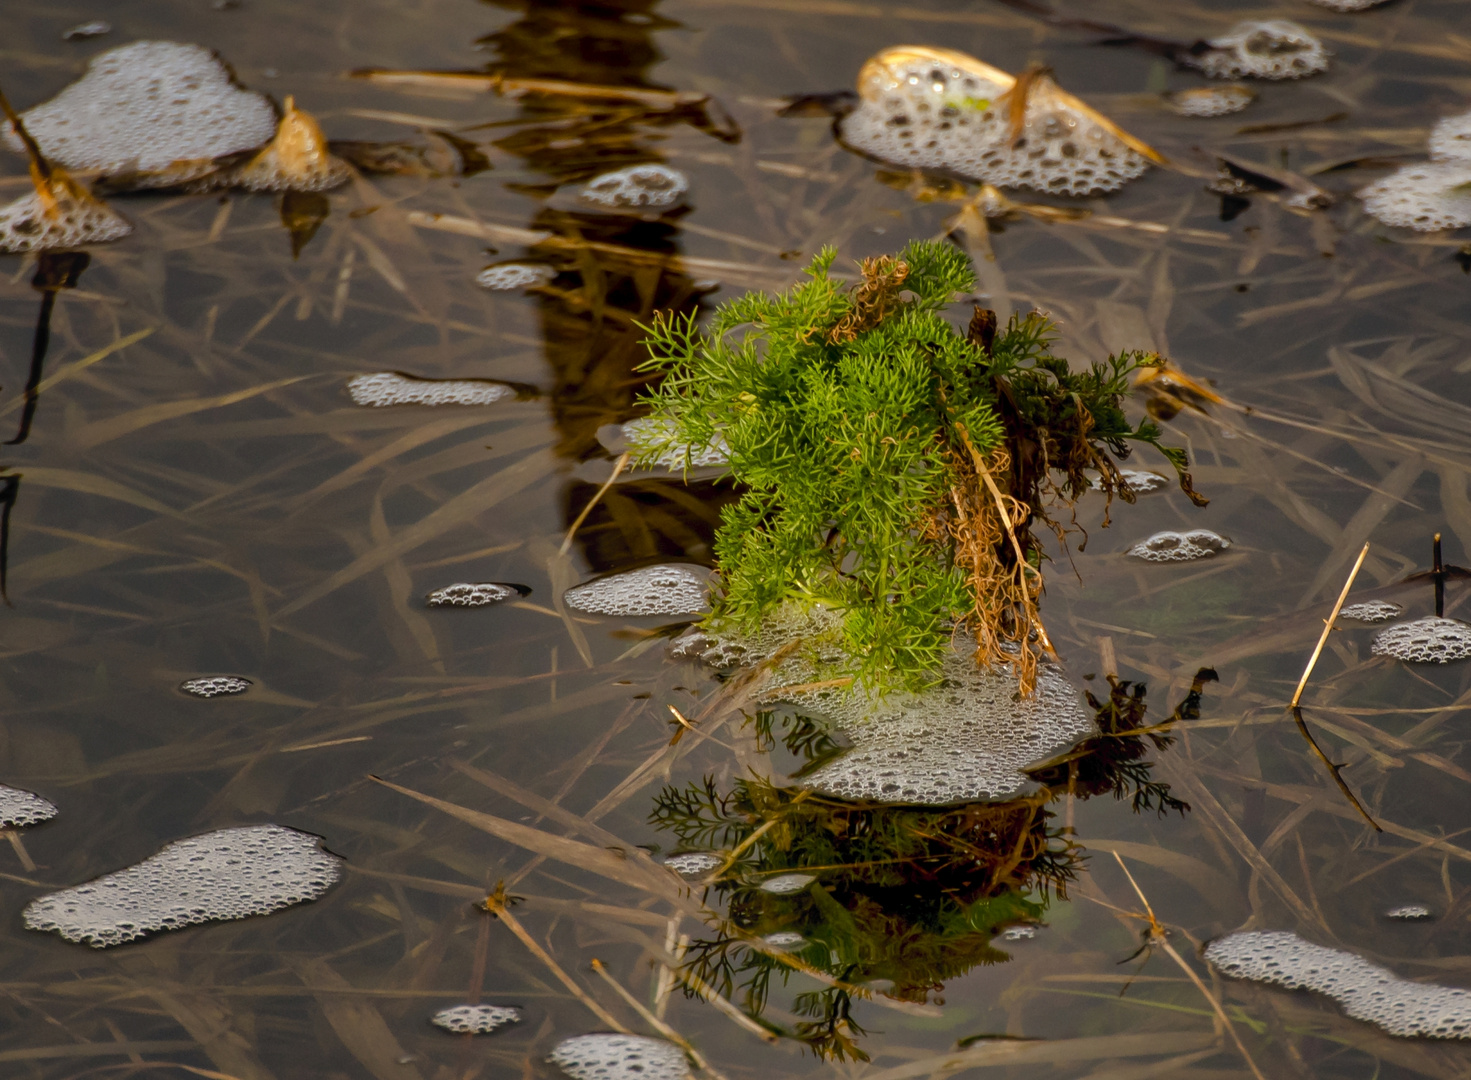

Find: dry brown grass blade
[590,958,730,1080]
[562,452,631,556]
[0,327,155,419]
[290,957,425,1080]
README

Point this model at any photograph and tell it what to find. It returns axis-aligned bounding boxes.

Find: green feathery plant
[632,241,1202,693]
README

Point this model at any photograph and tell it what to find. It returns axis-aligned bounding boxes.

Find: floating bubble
[1001,925,1037,941]
[1306,0,1391,9]
[1359,163,1471,232]
[622,417,730,469]
[1429,111,1471,163]
[549,1034,690,1080]
[663,852,724,875]
[579,164,689,211]
[1164,85,1256,118]
[430,1004,522,1035]
[1205,930,1471,1039]
[425,583,521,608]
[476,263,557,291]
[1339,600,1402,622]
[839,46,1156,197]
[1091,469,1169,493]
[1127,530,1230,562]
[232,97,350,193]
[62,21,112,40]
[347,372,514,408]
[179,676,252,698]
[24,824,342,948]
[763,930,806,947]
[1182,21,1330,80]
[1386,904,1433,921]
[1372,616,1471,663]
[563,564,710,617]
[4,41,277,178]
[759,873,815,894]
[0,785,58,828]
[0,175,132,253]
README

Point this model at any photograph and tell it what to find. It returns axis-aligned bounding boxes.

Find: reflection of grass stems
[665,951,781,1043]
[560,451,629,556]
[590,958,731,1080]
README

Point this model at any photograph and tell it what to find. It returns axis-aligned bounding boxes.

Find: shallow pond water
[3,0,1471,1077]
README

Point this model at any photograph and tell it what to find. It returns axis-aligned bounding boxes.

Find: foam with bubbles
[839,46,1152,196]
[0,785,58,829]
[1429,111,1471,163]
[1340,600,1402,623]
[1305,0,1391,9]
[1091,469,1169,493]
[1206,930,1471,1039]
[1127,530,1230,562]
[5,42,277,177]
[563,564,710,617]
[426,583,519,608]
[549,1034,690,1080]
[430,1004,522,1034]
[1182,21,1329,80]
[0,178,133,253]
[579,164,689,211]
[1372,616,1471,663]
[763,930,806,947]
[1164,86,1256,118]
[1387,904,1433,921]
[663,852,723,875]
[622,417,730,469]
[1359,163,1471,232]
[24,824,342,947]
[232,98,350,193]
[759,873,816,894]
[62,21,111,40]
[476,263,557,291]
[347,372,513,408]
[1002,925,1037,941]
[179,676,252,698]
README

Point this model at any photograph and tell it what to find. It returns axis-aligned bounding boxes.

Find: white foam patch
[1387,905,1433,921]
[62,21,111,40]
[1429,111,1471,163]
[5,41,277,174]
[0,785,58,828]
[759,873,815,894]
[1206,930,1471,1039]
[476,263,556,291]
[1002,925,1037,941]
[1306,0,1391,9]
[24,824,342,948]
[426,583,519,608]
[430,1004,521,1034]
[839,46,1151,196]
[232,101,350,193]
[1372,616,1471,663]
[179,676,252,698]
[623,417,730,469]
[579,164,689,211]
[549,1034,690,1080]
[347,372,513,408]
[0,183,132,253]
[1092,469,1169,493]
[1340,600,1402,622]
[763,930,806,947]
[663,852,723,875]
[1127,530,1230,562]
[1184,21,1330,80]
[1359,163,1471,232]
[1164,85,1256,118]
[563,565,710,617]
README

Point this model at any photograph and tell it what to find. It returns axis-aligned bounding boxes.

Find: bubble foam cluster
[759,873,815,895]
[0,785,58,828]
[425,583,519,608]
[1306,0,1391,9]
[839,46,1152,196]
[549,1034,690,1080]
[1127,530,1230,562]
[1183,21,1330,80]
[763,930,805,947]
[563,565,710,617]
[430,1004,522,1035]
[24,824,342,948]
[579,164,689,211]
[476,263,557,291]
[1002,925,1037,941]
[5,41,277,175]
[1340,600,1402,622]
[232,99,350,193]
[179,676,252,698]
[1372,616,1471,663]
[1205,930,1471,1039]
[1386,904,1433,921]
[1092,469,1169,493]
[0,182,133,254]
[1164,85,1256,118]
[1428,112,1471,163]
[663,852,723,875]
[1360,163,1471,232]
[347,372,513,408]
[622,417,730,469]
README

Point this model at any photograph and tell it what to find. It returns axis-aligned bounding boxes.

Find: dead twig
[561,451,629,556]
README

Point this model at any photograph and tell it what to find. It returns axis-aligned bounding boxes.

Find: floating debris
[347,372,513,408]
[1001,925,1037,941]
[563,564,710,617]
[430,1004,522,1035]
[1371,616,1471,663]
[0,785,58,828]
[663,852,723,875]
[763,930,806,947]
[1340,600,1402,622]
[425,582,522,608]
[759,873,816,895]
[1386,904,1434,921]
[62,20,112,40]
[233,97,350,192]
[1359,163,1471,232]
[1306,0,1391,9]
[1091,469,1169,493]
[179,675,252,697]
[4,41,276,181]
[1164,85,1256,118]
[1205,930,1471,1039]
[475,263,557,290]
[1127,530,1231,562]
[622,416,730,469]
[839,46,1159,196]
[1182,21,1330,80]
[24,824,342,947]
[579,163,689,211]
[1429,111,1471,163]
[549,1034,691,1080]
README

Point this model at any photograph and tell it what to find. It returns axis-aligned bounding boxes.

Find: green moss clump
[633,241,1200,692]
